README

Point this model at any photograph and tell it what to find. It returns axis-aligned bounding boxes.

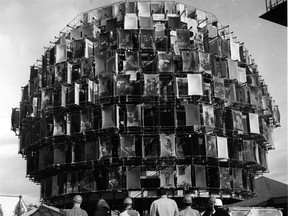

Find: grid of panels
[13,0,280,208]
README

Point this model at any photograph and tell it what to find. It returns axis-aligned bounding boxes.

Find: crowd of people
[66,188,229,216]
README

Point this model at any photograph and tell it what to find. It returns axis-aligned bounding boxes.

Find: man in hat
[213,199,229,216]
[149,187,179,216]
[65,195,88,216]
[179,194,200,216]
[202,195,216,216]
[120,197,140,216]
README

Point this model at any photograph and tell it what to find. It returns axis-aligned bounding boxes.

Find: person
[149,187,179,216]
[94,198,110,216]
[213,199,229,216]
[120,197,140,216]
[202,195,216,216]
[179,194,200,216]
[65,195,88,216]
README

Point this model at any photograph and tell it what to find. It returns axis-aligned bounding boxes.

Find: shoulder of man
[81,209,88,216]
[126,209,140,216]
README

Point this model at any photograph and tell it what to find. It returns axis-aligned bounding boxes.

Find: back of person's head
[123,197,133,209]
[97,198,110,211]
[157,187,167,197]
[73,195,83,205]
[183,194,192,206]
[209,195,216,205]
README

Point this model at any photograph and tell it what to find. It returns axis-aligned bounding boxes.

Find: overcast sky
[0,0,286,215]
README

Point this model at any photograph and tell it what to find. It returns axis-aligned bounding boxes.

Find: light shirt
[179,206,200,216]
[150,196,179,216]
[119,209,140,216]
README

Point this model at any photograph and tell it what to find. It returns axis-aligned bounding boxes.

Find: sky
[0,0,286,215]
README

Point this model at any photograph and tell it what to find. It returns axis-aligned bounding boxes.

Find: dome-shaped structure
[12,0,281,214]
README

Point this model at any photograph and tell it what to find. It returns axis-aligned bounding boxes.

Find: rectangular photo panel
[209,37,221,57]
[248,113,260,134]
[176,29,190,50]
[187,74,203,96]
[213,77,225,100]
[74,83,80,105]
[230,41,240,61]
[55,44,67,63]
[219,167,231,190]
[175,106,186,127]
[160,166,175,188]
[52,175,59,196]
[95,53,106,76]
[88,80,94,103]
[202,104,215,127]
[61,85,68,107]
[138,1,151,16]
[175,135,191,157]
[116,74,133,96]
[232,168,243,190]
[53,115,65,136]
[118,29,132,49]
[126,104,141,127]
[70,112,80,134]
[216,136,228,160]
[72,39,85,59]
[101,105,116,129]
[159,106,174,127]
[176,77,188,98]
[79,170,96,192]
[176,165,192,188]
[142,135,160,157]
[144,74,160,96]
[191,30,204,51]
[227,59,238,80]
[124,15,138,29]
[194,165,207,188]
[184,104,201,126]
[85,140,98,161]
[242,140,255,163]
[80,110,92,132]
[232,110,244,131]
[140,30,155,50]
[157,51,173,72]
[124,50,139,72]
[168,16,181,29]
[198,51,211,74]
[53,145,66,165]
[120,134,136,157]
[160,133,176,157]
[237,66,246,83]
[109,167,122,190]
[205,135,217,158]
[99,136,112,160]
[126,166,141,189]
[249,86,260,107]
[99,75,113,98]
[182,50,198,72]
[206,166,220,189]
[139,16,153,29]
[204,83,212,103]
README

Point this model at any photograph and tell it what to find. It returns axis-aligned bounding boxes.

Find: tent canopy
[22,204,64,216]
[230,176,288,207]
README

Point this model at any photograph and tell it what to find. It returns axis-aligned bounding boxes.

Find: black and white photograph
[3,0,286,213]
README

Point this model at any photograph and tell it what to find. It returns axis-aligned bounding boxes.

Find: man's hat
[183,194,192,204]
[124,197,133,205]
[214,199,223,207]
[73,195,83,204]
